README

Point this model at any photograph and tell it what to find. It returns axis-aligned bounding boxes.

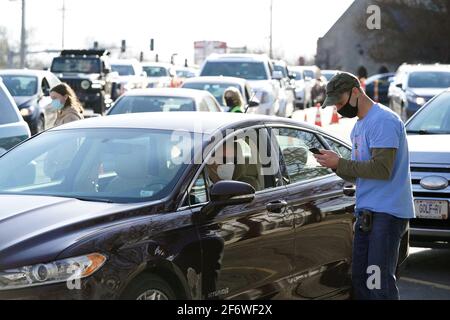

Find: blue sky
[0,0,354,64]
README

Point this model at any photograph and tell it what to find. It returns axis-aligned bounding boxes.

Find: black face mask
[338,90,359,118]
[225,97,235,107]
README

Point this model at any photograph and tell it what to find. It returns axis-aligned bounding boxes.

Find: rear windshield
[408,71,450,88]
[201,61,268,80]
[112,64,136,76]
[0,75,38,96]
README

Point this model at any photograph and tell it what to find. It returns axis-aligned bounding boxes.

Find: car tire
[121,273,177,300]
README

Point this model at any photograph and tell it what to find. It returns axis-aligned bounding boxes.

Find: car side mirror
[272,70,283,80]
[396,83,403,89]
[199,180,255,219]
[247,99,260,108]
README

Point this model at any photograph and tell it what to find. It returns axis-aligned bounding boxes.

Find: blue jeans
[352,211,408,300]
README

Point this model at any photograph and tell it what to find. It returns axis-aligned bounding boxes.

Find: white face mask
[216,163,235,180]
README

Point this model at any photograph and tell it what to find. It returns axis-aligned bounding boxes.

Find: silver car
[406,88,450,247]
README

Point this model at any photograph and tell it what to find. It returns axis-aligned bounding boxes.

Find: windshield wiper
[406,129,445,135]
[73,196,114,203]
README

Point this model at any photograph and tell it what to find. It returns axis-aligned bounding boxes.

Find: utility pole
[269,0,273,59]
[19,0,26,68]
[61,0,66,49]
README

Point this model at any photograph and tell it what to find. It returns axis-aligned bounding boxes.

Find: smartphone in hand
[309,148,322,155]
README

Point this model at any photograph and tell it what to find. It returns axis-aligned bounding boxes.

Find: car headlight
[81,80,91,90]
[20,106,35,117]
[0,253,106,291]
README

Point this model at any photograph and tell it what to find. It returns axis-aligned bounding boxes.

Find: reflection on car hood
[408,134,450,164]
[13,96,37,108]
[0,194,162,267]
[408,88,446,98]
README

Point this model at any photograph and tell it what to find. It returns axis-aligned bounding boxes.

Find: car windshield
[0,75,38,96]
[51,57,101,73]
[143,66,168,77]
[304,70,315,79]
[201,61,268,80]
[406,91,450,134]
[0,128,192,203]
[112,64,136,76]
[291,70,303,80]
[274,65,288,77]
[182,82,241,104]
[109,96,196,114]
[176,70,196,78]
[408,71,450,88]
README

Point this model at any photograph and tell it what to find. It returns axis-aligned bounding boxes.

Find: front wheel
[121,274,176,300]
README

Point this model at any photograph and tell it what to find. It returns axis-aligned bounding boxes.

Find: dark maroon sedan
[0,112,381,299]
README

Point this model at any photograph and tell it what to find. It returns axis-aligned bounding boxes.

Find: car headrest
[282,146,308,166]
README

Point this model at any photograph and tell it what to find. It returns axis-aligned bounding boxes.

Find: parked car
[199,54,281,115]
[106,88,222,115]
[181,76,256,111]
[0,69,61,134]
[289,66,313,109]
[272,60,296,118]
[110,59,148,96]
[405,88,450,248]
[141,62,177,89]
[388,64,450,121]
[365,73,395,105]
[0,111,381,300]
[0,79,30,155]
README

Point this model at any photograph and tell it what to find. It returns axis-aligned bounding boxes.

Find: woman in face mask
[50,83,84,127]
[223,87,244,113]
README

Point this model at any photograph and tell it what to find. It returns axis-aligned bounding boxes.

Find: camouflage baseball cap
[322,72,361,108]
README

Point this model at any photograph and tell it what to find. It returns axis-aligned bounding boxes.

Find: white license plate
[414,200,448,220]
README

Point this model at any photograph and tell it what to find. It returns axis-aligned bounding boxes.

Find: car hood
[0,194,163,269]
[13,96,37,109]
[408,134,450,164]
[408,88,445,98]
[248,80,274,92]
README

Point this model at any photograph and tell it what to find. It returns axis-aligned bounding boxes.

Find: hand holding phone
[309,148,322,155]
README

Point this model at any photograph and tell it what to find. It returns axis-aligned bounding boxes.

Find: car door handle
[343,185,356,196]
[266,200,288,214]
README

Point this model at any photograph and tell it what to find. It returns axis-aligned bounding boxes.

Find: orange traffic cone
[315,104,322,127]
[330,106,340,124]
[304,112,308,122]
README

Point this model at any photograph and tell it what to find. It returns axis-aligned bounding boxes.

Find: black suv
[50,50,116,115]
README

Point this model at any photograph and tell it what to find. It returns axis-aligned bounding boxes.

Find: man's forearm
[336,148,397,181]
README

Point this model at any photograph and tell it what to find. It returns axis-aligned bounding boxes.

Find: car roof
[182,76,247,86]
[50,112,324,136]
[0,69,50,78]
[205,54,270,63]
[120,88,213,99]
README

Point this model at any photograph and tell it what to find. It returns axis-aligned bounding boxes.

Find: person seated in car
[223,87,244,113]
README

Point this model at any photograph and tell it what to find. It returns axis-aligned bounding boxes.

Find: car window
[408,71,450,89]
[204,96,220,112]
[0,82,20,125]
[273,127,332,184]
[41,78,50,95]
[323,137,352,160]
[203,128,279,192]
[188,172,208,206]
[406,91,450,134]
[111,65,136,76]
[1,75,38,96]
[201,61,269,80]
[51,57,100,73]
[143,66,168,77]
[109,96,196,114]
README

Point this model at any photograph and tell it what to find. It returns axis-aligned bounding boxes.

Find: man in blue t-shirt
[315,72,414,300]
